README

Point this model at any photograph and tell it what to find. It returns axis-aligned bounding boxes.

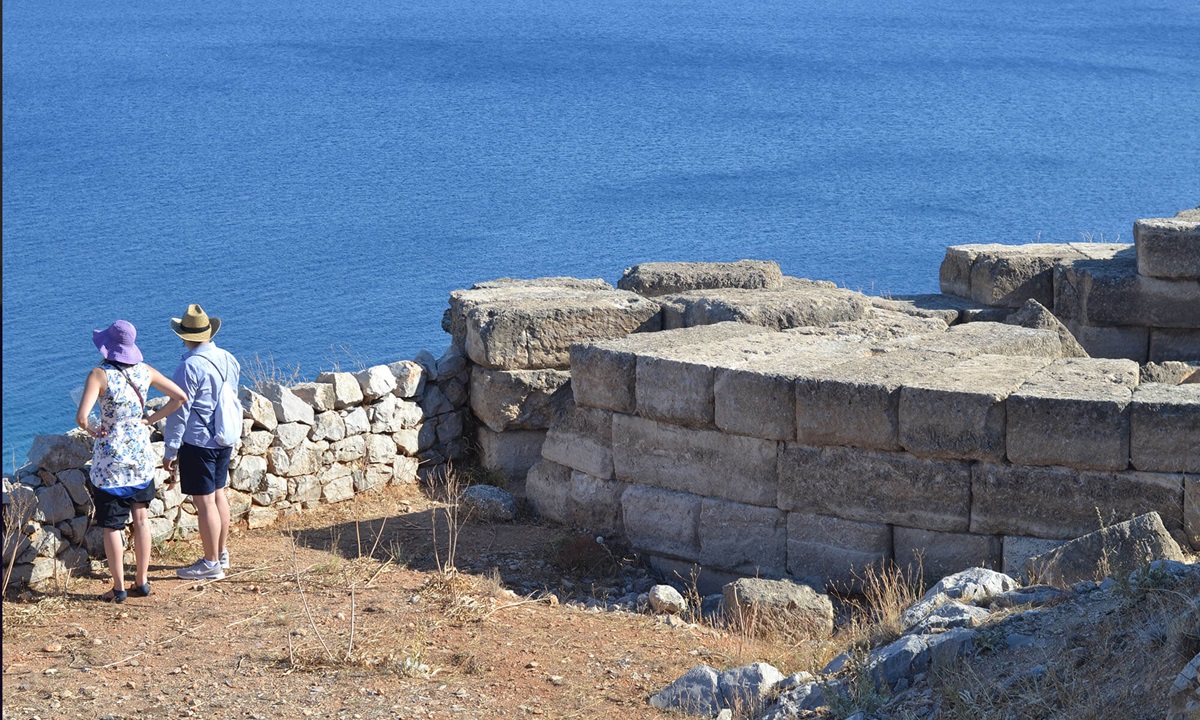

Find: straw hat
[170,304,222,341]
[93,320,144,364]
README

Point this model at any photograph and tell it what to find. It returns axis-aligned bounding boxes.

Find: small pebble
[43,643,62,653]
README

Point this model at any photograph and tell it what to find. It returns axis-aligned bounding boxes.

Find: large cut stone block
[1129,383,1200,473]
[885,322,1063,359]
[569,471,626,534]
[469,367,572,432]
[1006,357,1138,471]
[1055,255,1200,329]
[778,445,972,532]
[618,260,784,297]
[476,427,546,482]
[941,243,1131,308]
[899,354,1053,461]
[1149,329,1200,362]
[448,284,661,370]
[1027,512,1184,586]
[867,294,966,325]
[1003,299,1088,358]
[893,527,1002,585]
[1063,321,1149,362]
[442,277,614,346]
[714,336,866,441]
[970,463,1184,539]
[570,322,771,414]
[661,282,873,331]
[525,459,571,525]
[1135,211,1200,280]
[1001,536,1067,580]
[612,414,779,507]
[795,350,959,450]
[541,405,614,479]
[786,513,893,591]
[621,484,702,561]
[698,498,787,576]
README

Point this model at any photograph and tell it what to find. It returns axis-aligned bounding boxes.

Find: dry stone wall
[2,348,470,592]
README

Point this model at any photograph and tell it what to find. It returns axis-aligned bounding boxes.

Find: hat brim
[171,316,221,341]
[93,328,144,364]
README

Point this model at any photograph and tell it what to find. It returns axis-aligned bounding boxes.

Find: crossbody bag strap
[111,365,145,410]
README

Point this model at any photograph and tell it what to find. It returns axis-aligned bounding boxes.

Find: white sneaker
[177,558,225,580]
[219,550,230,569]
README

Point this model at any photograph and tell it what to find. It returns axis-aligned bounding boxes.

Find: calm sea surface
[4,0,1199,464]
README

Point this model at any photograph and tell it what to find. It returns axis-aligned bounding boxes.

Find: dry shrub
[836,561,926,654]
[547,534,618,576]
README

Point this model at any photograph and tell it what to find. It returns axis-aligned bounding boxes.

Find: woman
[76,320,187,602]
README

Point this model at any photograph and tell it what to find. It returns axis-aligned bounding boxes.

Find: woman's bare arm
[75,367,107,437]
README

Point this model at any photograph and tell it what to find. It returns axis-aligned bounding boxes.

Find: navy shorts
[90,482,156,530]
[178,443,231,496]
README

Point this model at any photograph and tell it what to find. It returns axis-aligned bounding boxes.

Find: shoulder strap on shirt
[119,368,146,410]
[193,353,228,384]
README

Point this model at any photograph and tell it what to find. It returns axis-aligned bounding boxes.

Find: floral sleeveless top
[89,363,154,493]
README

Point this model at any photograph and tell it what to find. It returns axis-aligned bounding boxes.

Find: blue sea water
[4,0,1199,464]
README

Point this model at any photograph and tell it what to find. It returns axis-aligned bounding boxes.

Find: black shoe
[129,583,151,597]
[99,588,127,604]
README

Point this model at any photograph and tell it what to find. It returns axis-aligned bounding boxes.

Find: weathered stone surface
[659,283,872,331]
[970,463,1184,539]
[887,322,1063,359]
[525,459,572,524]
[419,386,453,417]
[1135,212,1200,279]
[331,435,365,463]
[240,429,274,456]
[322,472,355,503]
[899,354,1053,461]
[762,682,829,719]
[621,484,701,561]
[226,488,251,520]
[476,426,546,482]
[285,442,321,478]
[1002,536,1067,580]
[778,445,971,532]
[469,367,571,432]
[571,322,772,417]
[613,414,778,507]
[56,468,89,509]
[343,407,370,436]
[712,335,865,441]
[618,260,784,297]
[699,498,786,576]
[393,427,420,455]
[1006,357,1138,471]
[907,601,992,634]
[388,360,426,398]
[355,365,398,401]
[795,350,960,450]
[941,242,1131,308]
[247,506,279,530]
[648,665,721,716]
[309,411,347,443]
[392,456,418,485]
[717,662,785,716]
[786,513,892,591]
[649,584,688,614]
[1027,512,1185,586]
[27,434,91,474]
[290,382,336,412]
[34,484,74,525]
[1141,361,1200,385]
[273,422,309,450]
[1150,329,1200,363]
[239,388,279,431]
[568,471,624,534]
[893,527,1002,584]
[867,294,967,325]
[1060,321,1149,362]
[259,382,315,425]
[865,628,977,690]
[1129,383,1200,473]
[541,405,613,479]
[1056,255,1200,329]
[924,567,1016,603]
[722,577,834,638]
[1004,299,1088,358]
[315,371,365,409]
[461,485,518,522]
[449,284,661,370]
[364,434,397,465]
[231,454,267,493]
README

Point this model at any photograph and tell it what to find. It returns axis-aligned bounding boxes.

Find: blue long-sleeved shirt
[163,342,241,460]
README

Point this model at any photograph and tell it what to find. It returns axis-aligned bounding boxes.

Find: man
[163,304,240,580]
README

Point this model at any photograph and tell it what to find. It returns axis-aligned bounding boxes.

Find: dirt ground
[2,484,781,720]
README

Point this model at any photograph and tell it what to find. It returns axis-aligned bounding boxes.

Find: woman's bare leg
[102,528,125,593]
[130,504,151,587]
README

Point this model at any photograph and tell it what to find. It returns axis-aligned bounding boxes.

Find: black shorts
[90,482,156,530]
[178,443,231,496]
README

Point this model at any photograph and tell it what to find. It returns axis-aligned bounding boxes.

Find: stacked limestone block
[2,350,468,593]
[443,277,662,483]
[940,208,1200,362]
[529,314,1198,594]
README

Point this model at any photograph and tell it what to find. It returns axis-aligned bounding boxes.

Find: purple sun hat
[92,320,144,364]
